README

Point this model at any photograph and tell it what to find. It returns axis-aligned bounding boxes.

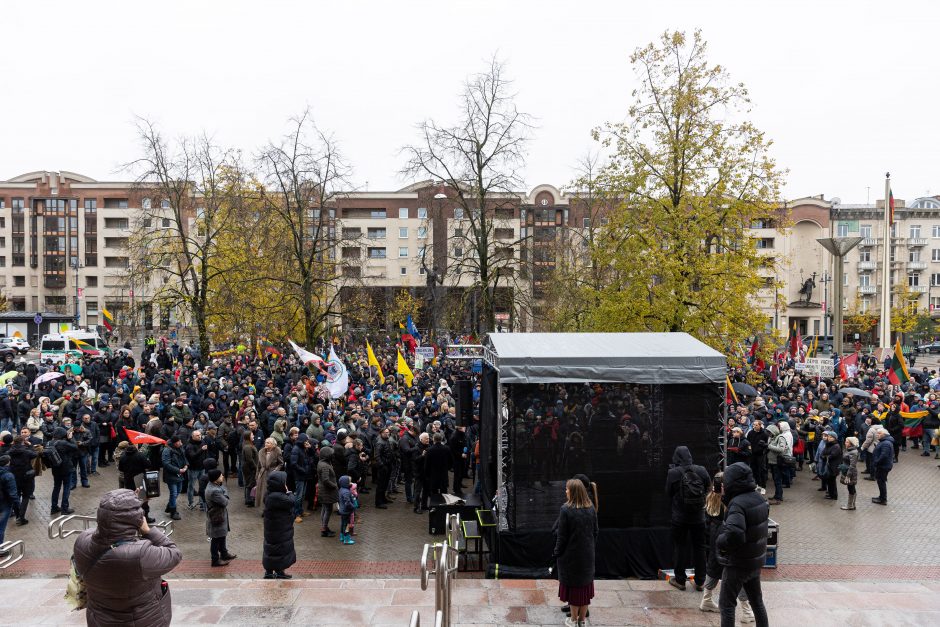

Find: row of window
[858,248,940,262]
[839,223,940,238]
[342,265,426,278]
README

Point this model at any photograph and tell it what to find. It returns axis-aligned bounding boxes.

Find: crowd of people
[0,335,483,568]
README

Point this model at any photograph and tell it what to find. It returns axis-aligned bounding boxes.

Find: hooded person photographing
[715,462,770,627]
[73,489,182,626]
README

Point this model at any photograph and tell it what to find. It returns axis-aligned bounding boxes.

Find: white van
[62,330,111,356]
[38,334,83,363]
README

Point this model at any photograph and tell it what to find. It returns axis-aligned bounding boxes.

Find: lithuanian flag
[887,339,910,385]
[726,376,739,406]
[101,308,114,332]
[901,410,927,439]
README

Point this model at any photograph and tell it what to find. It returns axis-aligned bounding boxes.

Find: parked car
[802,335,833,354]
[917,341,940,354]
[0,336,29,355]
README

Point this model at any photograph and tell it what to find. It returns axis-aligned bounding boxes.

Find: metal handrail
[0,541,25,569]
[418,541,458,627]
[48,514,174,539]
[409,610,420,627]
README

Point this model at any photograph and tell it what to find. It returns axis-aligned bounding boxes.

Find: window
[910,250,921,262]
[371,209,387,219]
[368,247,386,259]
[909,272,920,287]
[842,272,847,286]
[84,199,97,211]
[755,238,775,249]
[454,247,463,257]
[399,227,408,239]
[452,208,462,220]
[0,257,3,267]
[911,225,922,238]
[104,257,129,268]
[161,200,171,209]
[859,225,871,239]
[399,247,408,258]
[398,208,409,219]
[454,227,463,238]
[932,297,940,312]
[343,266,361,278]
[104,218,129,229]
[143,218,152,228]
[933,249,940,262]
[583,218,591,228]
[86,276,98,287]
[417,227,427,239]
[751,218,775,229]
[418,207,428,219]
[141,198,151,209]
[86,300,98,312]
[367,228,386,239]
[859,274,871,287]
[890,247,896,262]
[161,218,171,228]
[932,274,940,287]
[837,223,849,237]
[400,267,407,276]
[0,199,4,209]
[419,265,426,275]
[342,227,361,239]
[933,225,940,238]
[495,228,514,240]
[13,276,25,287]
[103,199,128,209]
[859,250,871,262]
[12,198,24,210]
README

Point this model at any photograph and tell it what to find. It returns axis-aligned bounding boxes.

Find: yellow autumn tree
[578,30,787,352]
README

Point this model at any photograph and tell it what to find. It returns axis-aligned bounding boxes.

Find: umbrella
[839,387,873,399]
[32,371,64,387]
[0,371,17,385]
[732,382,759,397]
[115,348,132,356]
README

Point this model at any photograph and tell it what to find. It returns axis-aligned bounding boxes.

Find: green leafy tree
[580,30,787,351]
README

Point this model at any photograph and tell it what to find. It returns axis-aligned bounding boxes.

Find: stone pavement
[1,577,938,626]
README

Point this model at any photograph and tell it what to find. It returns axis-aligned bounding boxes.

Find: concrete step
[1,578,939,626]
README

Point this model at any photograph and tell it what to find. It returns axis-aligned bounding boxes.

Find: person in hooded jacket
[337,475,357,545]
[262,470,295,579]
[664,446,711,591]
[316,446,338,537]
[50,427,79,515]
[819,430,843,500]
[715,462,769,627]
[118,443,156,524]
[8,436,37,525]
[289,433,313,522]
[766,421,792,505]
[871,428,894,505]
[73,489,182,627]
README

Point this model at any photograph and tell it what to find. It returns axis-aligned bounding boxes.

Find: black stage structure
[471,332,727,579]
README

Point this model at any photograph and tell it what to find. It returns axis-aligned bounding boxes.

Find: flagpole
[879,172,892,349]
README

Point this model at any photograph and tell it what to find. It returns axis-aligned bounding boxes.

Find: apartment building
[0,171,172,335]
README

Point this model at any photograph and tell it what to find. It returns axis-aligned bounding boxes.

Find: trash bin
[764,518,778,568]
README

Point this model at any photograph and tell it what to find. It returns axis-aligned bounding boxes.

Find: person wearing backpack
[665,445,711,591]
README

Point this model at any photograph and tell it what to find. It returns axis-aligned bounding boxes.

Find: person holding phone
[73,489,182,626]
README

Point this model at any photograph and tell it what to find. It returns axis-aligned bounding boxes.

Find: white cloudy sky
[2,0,938,203]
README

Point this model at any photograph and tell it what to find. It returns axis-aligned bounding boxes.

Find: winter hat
[207,469,223,482]
[0,455,10,466]
[823,430,837,439]
[845,436,859,449]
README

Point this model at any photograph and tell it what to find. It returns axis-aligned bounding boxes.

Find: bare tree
[402,57,533,334]
[124,119,239,356]
[257,110,355,343]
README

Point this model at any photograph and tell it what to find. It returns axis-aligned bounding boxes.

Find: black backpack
[679,466,706,510]
[44,442,63,470]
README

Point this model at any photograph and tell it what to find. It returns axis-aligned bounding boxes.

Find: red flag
[749,340,758,358]
[124,429,166,445]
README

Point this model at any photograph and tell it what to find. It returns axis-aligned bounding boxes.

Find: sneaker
[211,560,230,567]
[15,518,28,526]
[221,554,237,560]
[62,508,75,515]
[564,618,578,627]
[275,572,292,579]
[767,499,782,505]
[668,578,686,591]
[171,511,182,520]
[264,572,276,579]
[757,487,766,495]
[146,516,156,523]
[294,516,303,524]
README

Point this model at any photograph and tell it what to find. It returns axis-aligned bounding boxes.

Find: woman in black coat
[262,470,296,579]
[553,478,598,627]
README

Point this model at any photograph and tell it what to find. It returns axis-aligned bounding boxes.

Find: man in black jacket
[665,446,710,591]
[373,427,393,509]
[716,462,769,627]
[49,427,78,515]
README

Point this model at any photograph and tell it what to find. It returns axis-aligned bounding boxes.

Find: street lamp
[71,259,83,329]
[817,237,864,355]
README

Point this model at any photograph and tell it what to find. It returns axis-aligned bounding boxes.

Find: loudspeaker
[455,379,472,426]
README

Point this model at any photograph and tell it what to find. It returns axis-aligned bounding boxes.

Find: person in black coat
[552,478,598,626]
[664,446,711,591]
[745,420,770,490]
[716,462,769,627]
[819,430,843,500]
[118,444,155,523]
[425,432,453,505]
[49,427,79,515]
[262,470,295,579]
[412,433,430,513]
[8,435,37,525]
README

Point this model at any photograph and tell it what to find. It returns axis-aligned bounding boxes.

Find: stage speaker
[455,378,472,426]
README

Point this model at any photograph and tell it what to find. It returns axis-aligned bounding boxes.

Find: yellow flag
[366,340,385,384]
[397,349,414,388]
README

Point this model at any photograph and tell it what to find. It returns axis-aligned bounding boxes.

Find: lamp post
[71,259,83,329]
[817,237,864,356]
[819,271,832,339]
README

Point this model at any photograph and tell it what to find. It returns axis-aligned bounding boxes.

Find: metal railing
[419,541,458,627]
[0,541,25,569]
[408,609,444,627]
[49,514,174,540]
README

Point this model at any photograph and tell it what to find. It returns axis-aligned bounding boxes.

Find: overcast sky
[2,0,938,203]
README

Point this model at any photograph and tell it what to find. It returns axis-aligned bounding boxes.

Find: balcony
[912,285,928,294]
[857,261,877,271]
[860,238,878,247]
[858,285,877,294]
[908,261,928,270]
[909,238,928,247]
